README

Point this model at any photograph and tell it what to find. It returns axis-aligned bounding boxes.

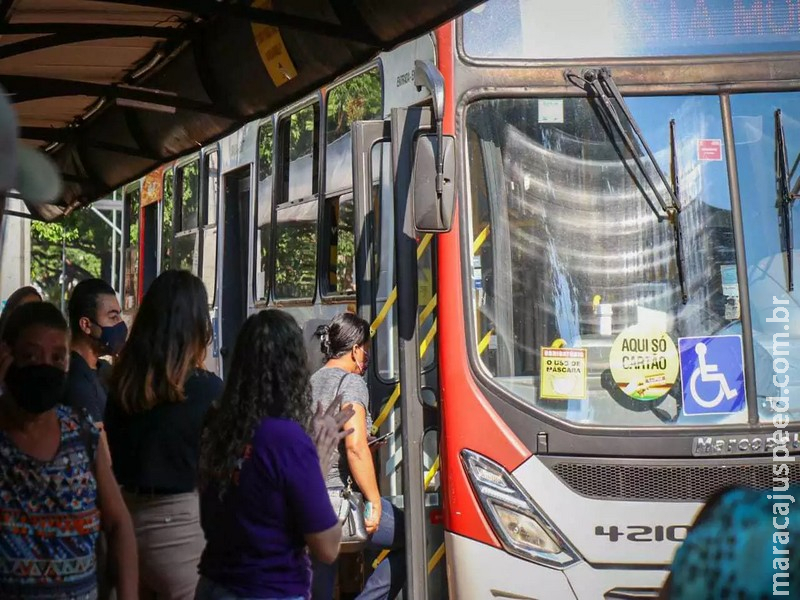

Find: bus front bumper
[445,531,668,600]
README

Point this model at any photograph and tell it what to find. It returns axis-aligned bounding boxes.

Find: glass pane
[372,142,399,383]
[206,152,219,226]
[256,121,274,302]
[463,0,800,60]
[161,170,174,272]
[124,188,140,310]
[286,103,319,203]
[325,194,356,295]
[201,227,217,305]
[174,232,198,274]
[274,200,317,299]
[326,67,382,194]
[178,160,200,231]
[466,95,742,427]
[731,92,800,424]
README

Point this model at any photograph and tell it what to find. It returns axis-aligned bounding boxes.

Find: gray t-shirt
[309,366,372,489]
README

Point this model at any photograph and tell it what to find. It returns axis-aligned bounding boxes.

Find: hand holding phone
[368,431,393,446]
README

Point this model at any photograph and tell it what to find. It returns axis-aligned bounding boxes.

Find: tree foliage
[30,207,118,303]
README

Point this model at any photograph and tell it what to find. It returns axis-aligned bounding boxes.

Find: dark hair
[68,278,116,335]
[315,312,370,360]
[110,270,211,413]
[1,301,67,346]
[0,286,42,338]
[199,309,313,496]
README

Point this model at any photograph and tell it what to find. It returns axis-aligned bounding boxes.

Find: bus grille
[549,461,800,502]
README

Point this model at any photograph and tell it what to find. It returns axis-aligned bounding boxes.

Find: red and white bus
[119,1,800,597]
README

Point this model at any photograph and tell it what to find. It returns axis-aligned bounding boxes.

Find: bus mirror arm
[414,60,445,197]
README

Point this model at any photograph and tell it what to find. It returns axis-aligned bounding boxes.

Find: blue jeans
[195,576,304,600]
[311,498,405,600]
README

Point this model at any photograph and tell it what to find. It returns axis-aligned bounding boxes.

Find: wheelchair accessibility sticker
[678,335,746,415]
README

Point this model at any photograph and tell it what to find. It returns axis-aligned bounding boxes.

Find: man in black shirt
[66,278,127,424]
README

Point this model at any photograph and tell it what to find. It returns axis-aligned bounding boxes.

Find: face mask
[4,364,67,414]
[93,321,128,355]
[355,350,369,376]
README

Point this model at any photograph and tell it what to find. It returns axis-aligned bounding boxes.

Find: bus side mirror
[412,133,455,233]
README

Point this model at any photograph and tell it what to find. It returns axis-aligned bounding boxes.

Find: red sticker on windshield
[698,139,722,161]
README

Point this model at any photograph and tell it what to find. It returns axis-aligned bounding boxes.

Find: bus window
[466,95,742,427]
[201,150,219,304]
[123,186,140,311]
[255,120,274,302]
[462,0,800,60]
[323,194,356,295]
[160,169,174,272]
[731,92,800,424]
[325,66,382,194]
[275,102,319,300]
[175,159,200,275]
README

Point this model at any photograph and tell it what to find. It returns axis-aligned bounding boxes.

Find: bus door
[352,95,451,599]
[219,165,252,377]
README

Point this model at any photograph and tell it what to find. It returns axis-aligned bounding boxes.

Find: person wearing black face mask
[65,278,127,425]
[0,301,138,599]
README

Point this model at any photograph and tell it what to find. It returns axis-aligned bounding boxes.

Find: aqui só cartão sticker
[609,325,679,401]
[540,347,587,400]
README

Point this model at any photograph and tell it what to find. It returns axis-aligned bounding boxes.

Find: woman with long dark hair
[310,312,405,600]
[105,270,222,600]
[197,309,354,600]
[0,285,41,339]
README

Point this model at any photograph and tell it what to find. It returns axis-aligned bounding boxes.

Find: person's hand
[365,499,382,535]
[312,400,355,476]
[366,435,388,454]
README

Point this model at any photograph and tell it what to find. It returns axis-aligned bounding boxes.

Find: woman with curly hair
[105,270,222,600]
[196,309,355,600]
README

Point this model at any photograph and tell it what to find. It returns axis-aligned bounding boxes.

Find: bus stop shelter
[0,0,479,220]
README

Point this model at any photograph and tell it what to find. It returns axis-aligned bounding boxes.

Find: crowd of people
[2,272,798,600]
[0,272,401,600]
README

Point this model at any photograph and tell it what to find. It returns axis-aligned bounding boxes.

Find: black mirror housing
[412,133,455,233]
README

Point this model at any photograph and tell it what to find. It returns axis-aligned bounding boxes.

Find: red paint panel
[434,24,531,550]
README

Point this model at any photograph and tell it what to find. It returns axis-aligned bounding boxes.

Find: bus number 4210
[595,525,689,542]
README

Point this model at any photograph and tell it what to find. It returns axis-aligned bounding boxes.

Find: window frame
[271,97,322,303]
[174,155,202,275]
[159,167,175,273]
[254,116,276,306]
[122,181,142,311]
[200,147,220,307]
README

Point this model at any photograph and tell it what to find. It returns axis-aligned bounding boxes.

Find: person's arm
[305,523,342,565]
[94,431,138,600]
[343,403,381,534]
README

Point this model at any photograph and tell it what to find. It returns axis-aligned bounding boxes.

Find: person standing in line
[0,302,138,600]
[66,278,127,425]
[105,270,222,600]
[310,312,405,600]
[196,309,356,600]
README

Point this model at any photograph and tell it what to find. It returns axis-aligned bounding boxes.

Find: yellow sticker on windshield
[609,325,678,401]
[540,347,587,400]
[251,0,297,87]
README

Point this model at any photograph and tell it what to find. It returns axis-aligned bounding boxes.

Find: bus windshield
[463,0,800,60]
[466,94,758,428]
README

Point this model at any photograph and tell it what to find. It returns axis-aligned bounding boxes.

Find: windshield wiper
[565,67,688,303]
[775,109,799,291]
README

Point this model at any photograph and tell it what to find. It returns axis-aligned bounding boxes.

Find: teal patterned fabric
[0,406,100,599]
[669,486,800,599]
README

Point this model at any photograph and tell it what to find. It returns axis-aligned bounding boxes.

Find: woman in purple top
[197,309,354,600]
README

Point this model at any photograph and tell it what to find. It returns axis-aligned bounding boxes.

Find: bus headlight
[461,449,579,568]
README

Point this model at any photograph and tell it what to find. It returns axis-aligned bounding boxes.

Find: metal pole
[111,203,117,292]
[60,226,67,313]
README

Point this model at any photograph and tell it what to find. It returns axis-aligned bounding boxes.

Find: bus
[118,1,800,597]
